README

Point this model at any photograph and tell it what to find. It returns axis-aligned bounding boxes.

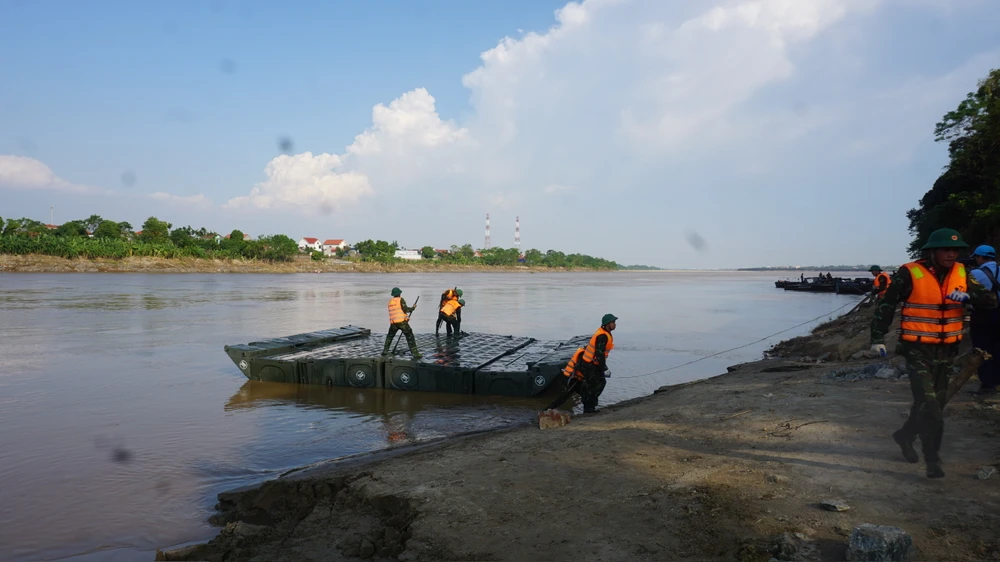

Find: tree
[170,226,196,247]
[3,218,47,237]
[523,248,543,265]
[420,245,436,259]
[353,239,397,262]
[54,220,88,237]
[93,220,122,239]
[139,217,171,242]
[907,68,1000,255]
[118,222,134,238]
[83,214,104,234]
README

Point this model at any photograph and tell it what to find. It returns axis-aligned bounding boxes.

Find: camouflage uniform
[871,261,997,469]
[383,297,420,357]
[579,332,611,412]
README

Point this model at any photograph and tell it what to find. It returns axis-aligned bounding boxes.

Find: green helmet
[458,299,465,306]
[921,228,969,250]
[602,313,618,326]
[455,288,463,297]
[869,265,881,273]
[391,287,402,297]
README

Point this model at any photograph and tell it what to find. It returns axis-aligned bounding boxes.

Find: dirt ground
[157,306,1000,562]
[0,254,610,274]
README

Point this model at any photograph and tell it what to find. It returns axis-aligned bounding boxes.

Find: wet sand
[157,305,1000,561]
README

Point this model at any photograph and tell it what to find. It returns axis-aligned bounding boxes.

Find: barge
[224,326,590,397]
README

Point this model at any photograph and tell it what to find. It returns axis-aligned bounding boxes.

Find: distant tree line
[0,215,299,261]
[906,68,1000,256]
[346,239,623,269]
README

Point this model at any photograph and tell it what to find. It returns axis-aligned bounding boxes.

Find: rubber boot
[892,429,919,463]
[926,461,945,479]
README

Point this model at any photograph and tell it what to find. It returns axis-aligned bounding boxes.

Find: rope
[613,296,865,380]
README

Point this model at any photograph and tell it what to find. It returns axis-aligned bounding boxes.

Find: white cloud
[149,192,212,206]
[231,0,997,266]
[225,152,372,213]
[0,155,104,194]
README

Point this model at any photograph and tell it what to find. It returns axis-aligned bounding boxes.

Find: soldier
[969,245,1000,394]
[436,287,463,335]
[438,298,465,337]
[383,287,422,359]
[577,313,617,413]
[869,265,891,299]
[870,228,997,478]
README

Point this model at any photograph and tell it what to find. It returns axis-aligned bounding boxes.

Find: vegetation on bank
[0,215,299,261]
[0,216,652,270]
[907,68,1000,256]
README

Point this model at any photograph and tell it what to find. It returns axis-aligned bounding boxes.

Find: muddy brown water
[0,271,862,561]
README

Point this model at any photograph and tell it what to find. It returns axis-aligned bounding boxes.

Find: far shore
[0,254,721,274]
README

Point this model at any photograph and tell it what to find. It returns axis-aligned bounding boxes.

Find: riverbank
[0,254,621,274]
[156,305,1000,562]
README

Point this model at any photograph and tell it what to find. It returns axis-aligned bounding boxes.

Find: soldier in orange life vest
[577,313,617,413]
[869,265,891,298]
[870,228,997,478]
[438,298,465,337]
[436,288,463,335]
[382,287,422,359]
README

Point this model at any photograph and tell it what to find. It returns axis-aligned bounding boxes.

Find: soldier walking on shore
[870,228,997,478]
[577,314,617,413]
[383,287,422,359]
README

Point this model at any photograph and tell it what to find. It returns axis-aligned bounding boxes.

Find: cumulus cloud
[229,0,996,265]
[225,152,372,213]
[0,155,103,194]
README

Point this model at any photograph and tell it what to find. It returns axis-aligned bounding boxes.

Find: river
[0,271,864,561]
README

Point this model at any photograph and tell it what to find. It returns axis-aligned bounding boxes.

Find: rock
[977,466,996,480]
[360,538,376,559]
[846,524,914,561]
[873,367,898,380]
[538,409,571,429]
[767,474,790,484]
[770,531,819,561]
[818,352,832,362]
[820,499,850,512]
[851,350,867,361]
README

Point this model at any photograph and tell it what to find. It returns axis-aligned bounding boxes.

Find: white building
[394,249,422,261]
[298,237,322,252]
[322,239,348,256]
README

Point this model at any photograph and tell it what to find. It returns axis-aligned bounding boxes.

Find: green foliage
[83,215,104,234]
[3,218,47,237]
[479,247,520,266]
[54,220,88,237]
[420,245,436,259]
[0,217,298,262]
[310,250,325,261]
[139,216,171,243]
[908,68,1000,256]
[353,239,398,263]
[92,220,122,240]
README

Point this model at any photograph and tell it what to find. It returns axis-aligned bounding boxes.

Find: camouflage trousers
[896,343,959,463]
[578,363,607,411]
[383,322,419,355]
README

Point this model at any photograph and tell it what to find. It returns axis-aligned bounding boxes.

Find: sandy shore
[156,305,1000,562]
[0,254,626,274]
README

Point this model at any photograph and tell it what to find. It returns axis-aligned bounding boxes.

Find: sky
[1,0,998,269]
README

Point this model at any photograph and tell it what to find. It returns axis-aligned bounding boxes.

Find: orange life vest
[562,348,585,380]
[899,262,967,345]
[875,272,891,296]
[582,327,614,365]
[388,297,408,324]
[441,288,457,302]
[440,298,462,316]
